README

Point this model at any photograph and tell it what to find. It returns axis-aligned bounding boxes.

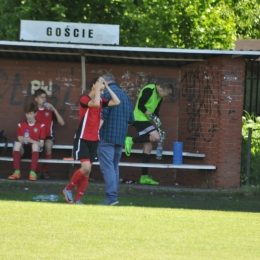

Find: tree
[0,0,67,40]
[232,0,260,39]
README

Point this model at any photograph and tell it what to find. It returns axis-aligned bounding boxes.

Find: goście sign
[19,20,120,45]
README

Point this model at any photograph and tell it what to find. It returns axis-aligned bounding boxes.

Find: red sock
[13,151,21,170]
[36,163,42,172]
[67,169,84,190]
[42,154,52,172]
[75,176,89,201]
[31,152,39,172]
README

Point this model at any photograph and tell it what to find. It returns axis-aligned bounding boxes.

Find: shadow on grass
[0,179,260,213]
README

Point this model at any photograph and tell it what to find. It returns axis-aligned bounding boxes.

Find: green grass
[0,180,260,259]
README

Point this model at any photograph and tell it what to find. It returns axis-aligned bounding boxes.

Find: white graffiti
[65,102,78,111]
[31,80,53,96]
[69,116,79,120]
[90,69,112,75]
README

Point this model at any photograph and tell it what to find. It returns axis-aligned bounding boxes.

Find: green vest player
[124,82,173,185]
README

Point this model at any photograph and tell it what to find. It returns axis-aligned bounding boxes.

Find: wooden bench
[0,143,216,170]
[0,143,206,158]
[0,157,216,170]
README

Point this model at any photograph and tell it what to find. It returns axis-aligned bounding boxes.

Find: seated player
[8,103,46,181]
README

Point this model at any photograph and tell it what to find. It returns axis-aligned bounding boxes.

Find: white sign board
[20,20,120,45]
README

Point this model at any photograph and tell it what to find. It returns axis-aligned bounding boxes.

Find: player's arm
[88,83,102,107]
[101,80,120,107]
[43,103,65,126]
[138,88,153,117]
[153,100,162,117]
[17,124,24,143]
[52,108,65,126]
[28,138,44,148]
[100,88,110,128]
[17,136,24,143]
[99,119,104,129]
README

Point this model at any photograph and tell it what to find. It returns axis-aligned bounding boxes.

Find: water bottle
[156,140,163,160]
[33,194,58,202]
[23,129,29,144]
[43,102,52,110]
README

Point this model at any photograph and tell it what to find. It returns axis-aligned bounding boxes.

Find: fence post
[246,128,252,185]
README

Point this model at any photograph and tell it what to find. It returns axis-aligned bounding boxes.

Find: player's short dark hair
[24,103,37,113]
[34,89,47,97]
[161,83,173,96]
[88,77,100,89]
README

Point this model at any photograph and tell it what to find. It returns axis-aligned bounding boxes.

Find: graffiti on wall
[181,65,241,148]
[0,69,79,115]
[90,69,179,103]
[181,67,220,148]
[222,67,240,103]
[223,68,239,82]
[0,70,8,98]
[0,68,179,122]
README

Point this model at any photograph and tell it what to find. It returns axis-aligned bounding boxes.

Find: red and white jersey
[17,121,46,145]
[35,108,55,137]
[75,95,109,141]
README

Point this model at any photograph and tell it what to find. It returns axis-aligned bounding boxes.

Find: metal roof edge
[0,40,260,56]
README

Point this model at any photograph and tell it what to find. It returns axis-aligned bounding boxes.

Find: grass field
[0,180,260,259]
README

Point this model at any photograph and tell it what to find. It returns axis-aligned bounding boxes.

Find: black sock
[141,153,150,175]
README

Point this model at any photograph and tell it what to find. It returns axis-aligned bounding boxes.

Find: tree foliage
[0,0,259,49]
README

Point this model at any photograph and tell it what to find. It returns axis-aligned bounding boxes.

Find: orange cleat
[8,173,21,180]
[29,171,37,181]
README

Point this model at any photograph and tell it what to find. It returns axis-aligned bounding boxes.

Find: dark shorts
[46,135,55,141]
[134,121,156,136]
[73,138,98,162]
[13,141,42,158]
[22,144,32,159]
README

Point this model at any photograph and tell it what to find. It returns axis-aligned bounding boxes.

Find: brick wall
[178,56,245,187]
[0,56,245,187]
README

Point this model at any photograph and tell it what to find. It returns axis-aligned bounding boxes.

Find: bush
[241,111,260,185]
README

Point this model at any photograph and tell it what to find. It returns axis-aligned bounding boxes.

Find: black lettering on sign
[47,27,52,36]
[46,27,95,39]
[65,28,70,37]
[56,28,61,36]
[74,29,79,37]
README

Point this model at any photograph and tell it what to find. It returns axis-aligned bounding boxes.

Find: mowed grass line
[0,201,260,260]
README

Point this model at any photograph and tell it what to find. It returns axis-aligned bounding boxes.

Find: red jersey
[75,95,109,141]
[17,121,46,145]
[35,108,56,137]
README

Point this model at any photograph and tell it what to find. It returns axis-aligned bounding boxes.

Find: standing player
[124,82,173,185]
[62,77,120,204]
[34,89,65,179]
[8,103,46,181]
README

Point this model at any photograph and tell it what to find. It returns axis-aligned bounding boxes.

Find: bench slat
[0,143,205,157]
[0,157,216,170]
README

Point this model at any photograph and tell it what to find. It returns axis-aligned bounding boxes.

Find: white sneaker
[62,188,73,204]
[100,199,119,206]
[75,200,83,204]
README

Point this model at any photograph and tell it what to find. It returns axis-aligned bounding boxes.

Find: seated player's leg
[8,141,24,180]
[41,138,53,179]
